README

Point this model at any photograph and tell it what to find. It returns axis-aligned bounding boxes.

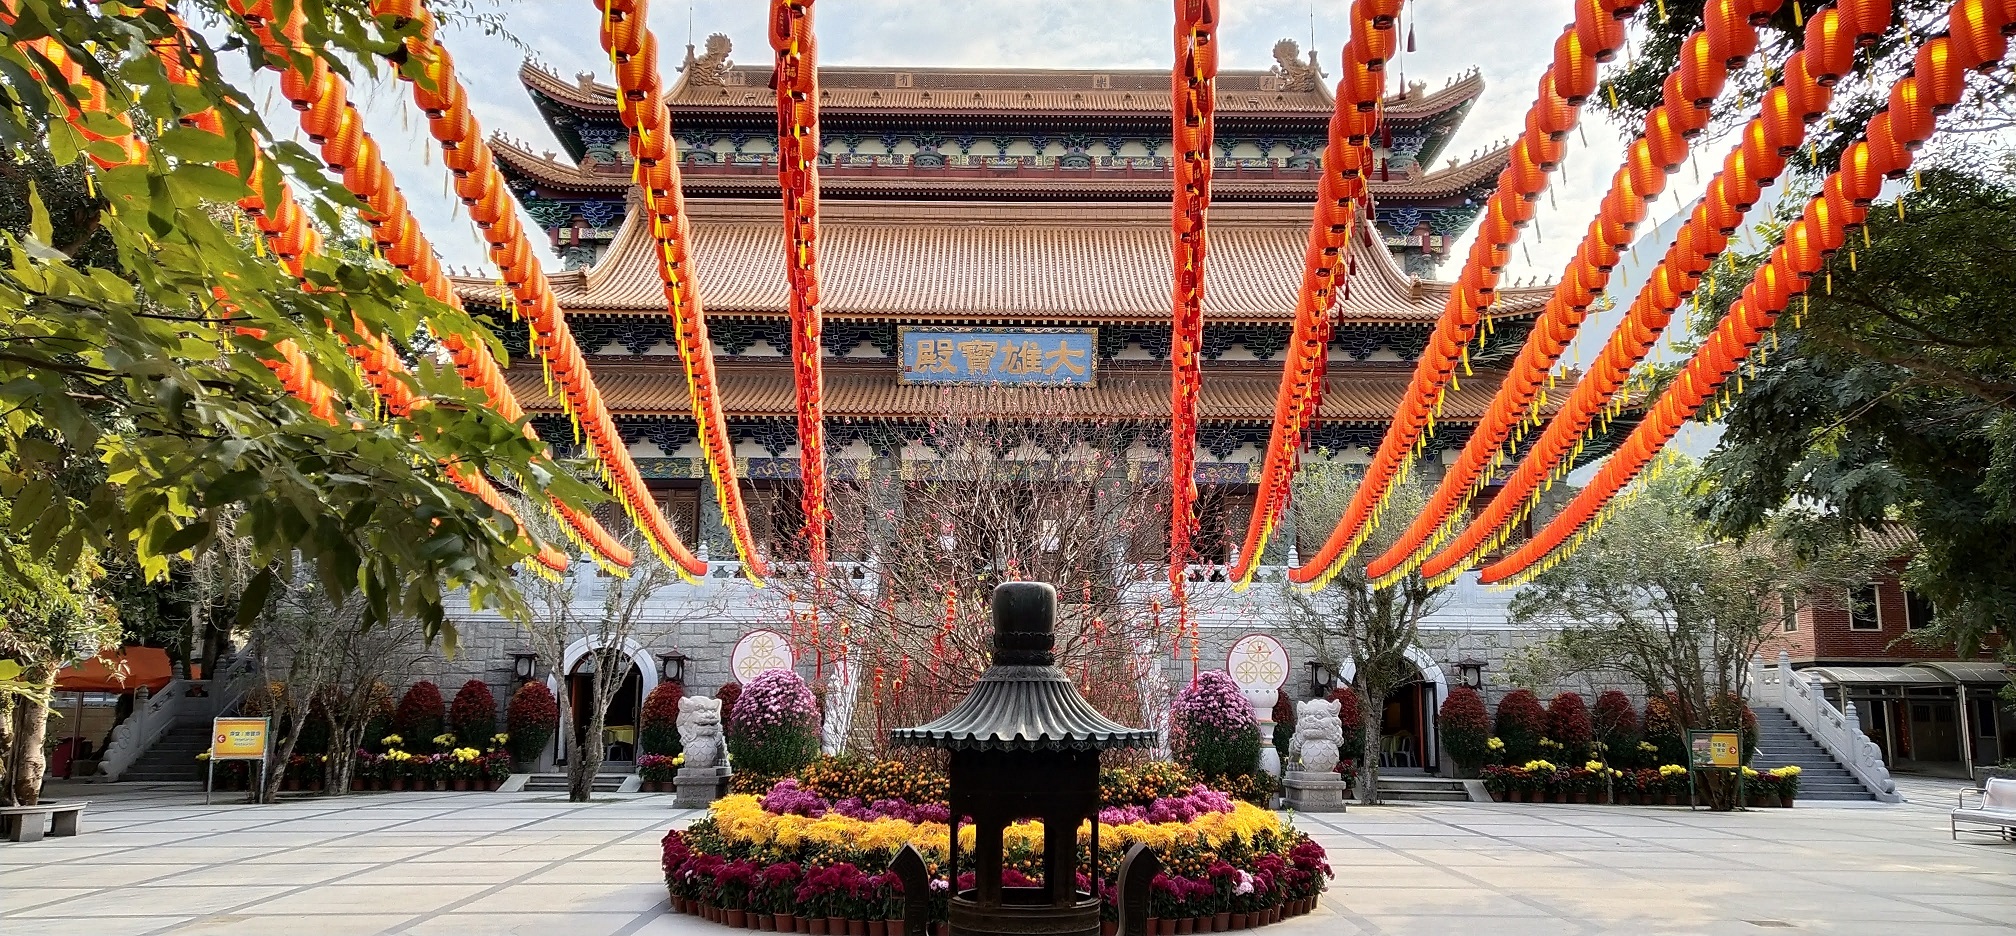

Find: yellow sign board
[1690,731,1742,768]
[211,717,269,760]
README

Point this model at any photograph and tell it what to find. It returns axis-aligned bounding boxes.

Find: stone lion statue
[677,697,725,769]
[1291,699,1344,774]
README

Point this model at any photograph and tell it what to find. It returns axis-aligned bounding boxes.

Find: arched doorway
[1332,646,1450,775]
[549,636,660,768]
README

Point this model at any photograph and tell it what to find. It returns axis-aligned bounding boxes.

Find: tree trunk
[9,669,54,806]
[258,712,304,805]
[0,695,14,807]
[1356,682,1383,805]
[569,698,607,803]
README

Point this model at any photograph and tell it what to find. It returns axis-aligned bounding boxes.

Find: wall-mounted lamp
[511,652,538,683]
[657,649,689,684]
[1454,657,1487,690]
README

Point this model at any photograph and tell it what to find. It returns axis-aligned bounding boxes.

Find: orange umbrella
[55,647,173,694]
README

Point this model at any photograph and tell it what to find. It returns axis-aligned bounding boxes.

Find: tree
[1507,461,1885,808]
[246,579,427,802]
[1695,167,2016,656]
[1279,465,1446,804]
[0,510,118,805]
[1,0,597,649]
[794,401,1201,753]
[517,520,696,802]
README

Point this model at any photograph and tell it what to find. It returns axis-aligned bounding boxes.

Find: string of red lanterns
[590,0,771,583]
[225,0,637,572]
[1168,0,1221,623]
[1363,0,1785,586]
[1480,0,2015,585]
[1288,0,1644,587]
[770,0,832,575]
[1227,0,1401,587]
[1417,0,1894,586]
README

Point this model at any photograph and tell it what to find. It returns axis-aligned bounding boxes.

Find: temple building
[453,36,1565,566]
[431,35,1635,780]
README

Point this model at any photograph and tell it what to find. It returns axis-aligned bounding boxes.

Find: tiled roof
[503,361,1519,424]
[489,134,1513,202]
[453,201,1552,324]
[521,59,1484,121]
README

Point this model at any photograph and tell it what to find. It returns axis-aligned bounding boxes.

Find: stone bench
[1,801,87,843]
[1951,777,2016,841]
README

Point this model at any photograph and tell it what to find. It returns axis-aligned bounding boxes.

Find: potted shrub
[760,862,803,932]
[1642,694,1687,767]
[637,753,679,791]
[1480,765,1511,802]
[1546,692,1594,763]
[1592,690,1641,768]
[1659,764,1689,805]
[728,670,822,778]
[1493,690,1548,764]
[1172,672,1261,786]
[393,682,446,747]
[1770,765,1801,807]
[505,681,559,770]
[641,681,686,759]
[1439,686,1493,777]
[1148,873,1181,935]
[449,680,497,741]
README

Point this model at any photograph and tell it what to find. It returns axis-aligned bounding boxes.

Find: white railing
[97,651,259,781]
[1751,652,1901,803]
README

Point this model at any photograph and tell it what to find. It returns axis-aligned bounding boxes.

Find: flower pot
[434,780,448,791]
[284,777,299,792]
[931,924,947,936]
[849,920,866,936]
[1489,791,1505,802]
[1101,921,1118,936]
[1270,907,1282,924]
[800,916,813,934]
[757,914,774,931]
[1572,792,1588,804]
[453,779,469,792]
[869,920,888,936]
[775,913,796,932]
[1152,918,1172,936]
[1175,916,1193,935]
[826,916,846,935]
[389,778,405,791]
[1213,912,1230,932]
[1230,914,1248,930]
[1664,793,1680,806]
[351,778,364,792]
[728,910,748,928]
[1780,795,1794,808]
[809,917,828,935]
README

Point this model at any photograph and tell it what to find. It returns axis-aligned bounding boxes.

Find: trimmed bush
[1592,690,1641,766]
[640,681,685,757]
[1642,692,1686,767]
[1326,686,1366,760]
[1438,685,1492,772]
[393,681,446,747]
[1546,692,1594,761]
[505,681,559,766]
[727,670,821,776]
[716,681,743,714]
[1493,689,1548,763]
[360,683,396,753]
[1171,671,1260,779]
[449,680,498,742]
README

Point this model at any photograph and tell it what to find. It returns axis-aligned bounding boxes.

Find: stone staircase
[117,718,208,783]
[1751,707,1878,801]
[521,771,632,794]
[1376,774,1476,802]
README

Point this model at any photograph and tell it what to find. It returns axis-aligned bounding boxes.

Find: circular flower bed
[662,759,1330,935]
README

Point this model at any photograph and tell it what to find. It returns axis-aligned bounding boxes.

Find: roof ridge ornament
[679,33,734,88]
[1270,39,1323,92]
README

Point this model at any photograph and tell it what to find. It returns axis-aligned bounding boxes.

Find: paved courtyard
[2,777,2010,935]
